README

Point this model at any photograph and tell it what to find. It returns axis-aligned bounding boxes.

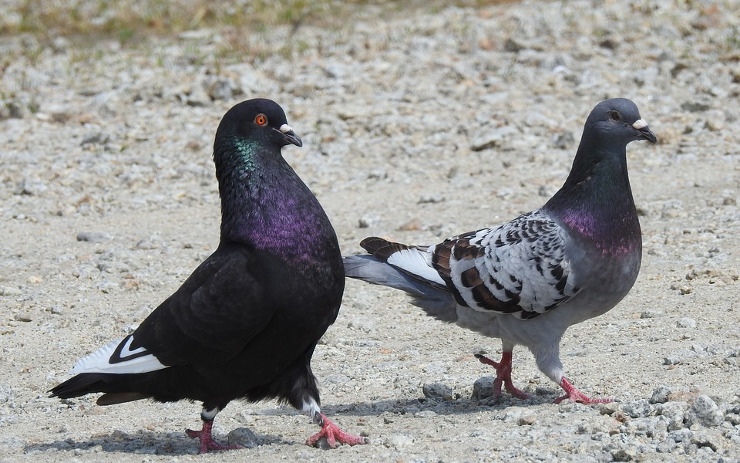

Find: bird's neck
[215,142,339,266]
[544,143,641,257]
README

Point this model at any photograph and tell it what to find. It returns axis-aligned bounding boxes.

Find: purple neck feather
[545,140,641,258]
[218,162,338,268]
[558,207,641,257]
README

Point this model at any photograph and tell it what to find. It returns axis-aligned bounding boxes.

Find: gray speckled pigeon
[50,99,367,453]
[344,98,656,404]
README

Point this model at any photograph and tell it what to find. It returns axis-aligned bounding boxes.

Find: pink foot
[306,414,368,448]
[475,352,529,399]
[554,377,612,404]
[186,420,244,454]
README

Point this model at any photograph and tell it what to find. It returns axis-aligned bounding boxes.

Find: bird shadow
[25,392,563,455]
[321,389,563,418]
[24,428,289,456]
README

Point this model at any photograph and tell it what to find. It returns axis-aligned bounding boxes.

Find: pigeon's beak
[632,119,657,144]
[279,124,303,147]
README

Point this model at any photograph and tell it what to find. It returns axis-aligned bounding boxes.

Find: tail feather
[50,373,120,400]
[49,372,152,405]
[343,254,458,323]
[97,392,148,405]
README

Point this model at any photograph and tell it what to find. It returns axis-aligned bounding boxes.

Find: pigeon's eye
[608,110,621,121]
[254,114,268,126]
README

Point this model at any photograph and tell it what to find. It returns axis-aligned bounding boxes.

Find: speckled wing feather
[432,210,580,319]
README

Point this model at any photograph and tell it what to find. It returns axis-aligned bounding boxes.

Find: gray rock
[470,130,502,151]
[76,231,112,243]
[681,101,711,112]
[227,427,262,448]
[417,194,445,204]
[656,438,678,453]
[622,399,653,418]
[686,395,724,427]
[517,413,536,426]
[599,402,619,415]
[690,431,721,452]
[657,401,688,431]
[422,382,453,401]
[471,376,496,400]
[503,37,525,52]
[358,214,380,228]
[650,385,673,404]
[80,131,110,146]
[677,317,697,329]
[384,433,414,449]
[667,428,694,444]
[664,349,694,365]
[611,448,636,461]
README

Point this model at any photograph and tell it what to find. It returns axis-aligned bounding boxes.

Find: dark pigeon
[50,99,367,453]
[344,98,656,404]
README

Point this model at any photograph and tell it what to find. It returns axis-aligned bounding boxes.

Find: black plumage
[50,99,367,453]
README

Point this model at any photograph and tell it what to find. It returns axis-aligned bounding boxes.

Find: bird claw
[306,414,368,448]
[475,352,530,400]
[555,377,612,404]
[186,422,244,454]
[499,379,530,400]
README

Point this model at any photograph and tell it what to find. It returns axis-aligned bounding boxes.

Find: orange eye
[254,114,268,126]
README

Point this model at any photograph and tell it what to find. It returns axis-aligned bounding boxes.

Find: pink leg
[475,352,529,399]
[554,377,612,404]
[305,414,368,448]
[186,420,244,454]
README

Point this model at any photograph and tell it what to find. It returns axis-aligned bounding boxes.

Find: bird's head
[216,98,303,152]
[585,98,657,145]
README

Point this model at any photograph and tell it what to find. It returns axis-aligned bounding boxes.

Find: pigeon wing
[135,243,277,366]
[69,244,274,376]
[432,210,580,319]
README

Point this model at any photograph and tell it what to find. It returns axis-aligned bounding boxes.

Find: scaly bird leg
[475,351,529,399]
[186,419,244,454]
[555,377,612,404]
[306,413,368,448]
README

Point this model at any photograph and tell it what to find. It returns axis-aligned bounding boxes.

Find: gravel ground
[1,0,739,461]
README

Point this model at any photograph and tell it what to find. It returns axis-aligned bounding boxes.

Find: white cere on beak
[279,123,294,134]
[632,119,648,130]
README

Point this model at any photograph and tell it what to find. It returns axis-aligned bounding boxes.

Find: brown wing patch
[452,240,486,260]
[360,237,412,261]
[431,241,452,279]
[460,266,482,287]
[462,267,523,313]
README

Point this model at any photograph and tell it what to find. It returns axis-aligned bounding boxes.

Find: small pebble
[471,376,496,400]
[384,434,414,449]
[76,232,112,243]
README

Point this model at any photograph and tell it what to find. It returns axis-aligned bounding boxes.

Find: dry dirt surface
[1,0,739,462]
